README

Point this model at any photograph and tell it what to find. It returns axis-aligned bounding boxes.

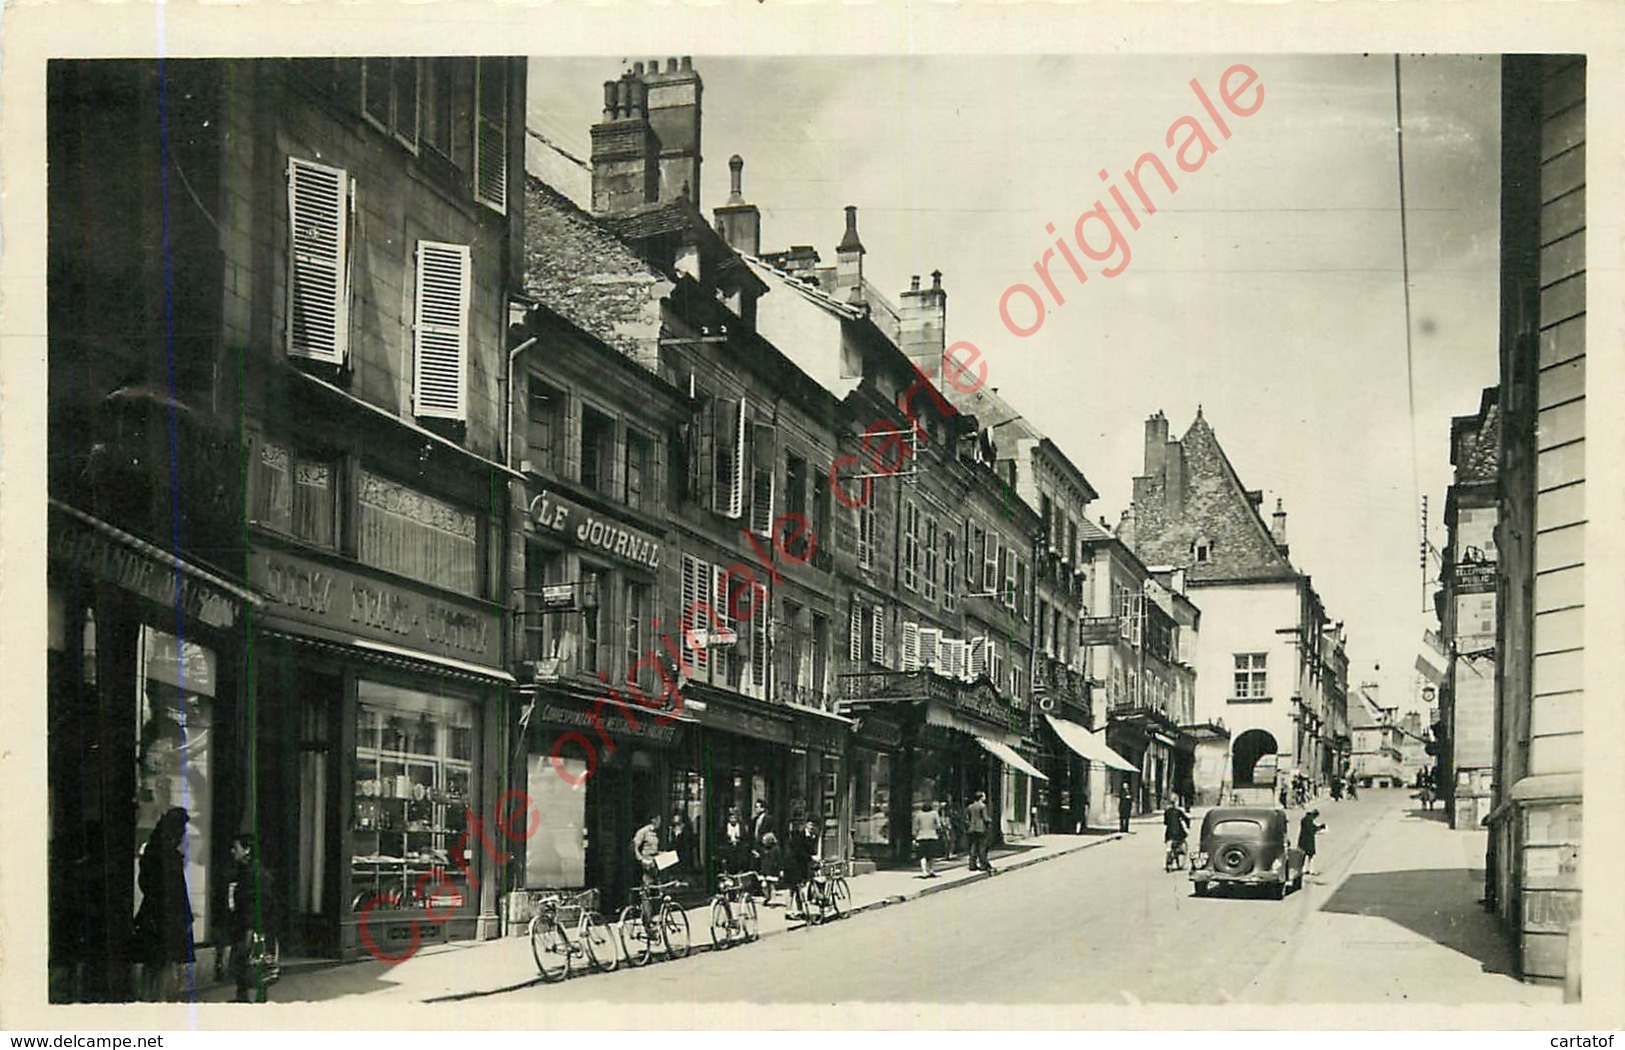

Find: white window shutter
[849,602,863,662]
[901,622,920,672]
[919,627,941,671]
[984,534,1000,593]
[871,605,886,667]
[286,157,350,365]
[413,241,470,420]
[969,636,987,679]
[730,397,748,519]
[752,585,770,688]
[712,564,735,632]
[473,58,508,214]
[989,640,1001,685]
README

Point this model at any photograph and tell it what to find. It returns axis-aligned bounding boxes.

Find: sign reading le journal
[528,491,662,571]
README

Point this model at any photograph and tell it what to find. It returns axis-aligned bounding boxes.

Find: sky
[527,54,1504,715]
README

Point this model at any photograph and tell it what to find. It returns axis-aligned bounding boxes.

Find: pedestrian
[133,807,194,1002]
[1117,782,1133,834]
[1279,781,1289,809]
[1348,777,1359,800]
[721,806,748,874]
[783,817,815,918]
[668,807,692,872]
[913,800,942,878]
[1162,799,1191,872]
[751,798,773,863]
[631,812,662,928]
[966,791,993,873]
[225,833,280,1003]
[756,832,783,906]
[939,794,958,860]
[1297,808,1326,876]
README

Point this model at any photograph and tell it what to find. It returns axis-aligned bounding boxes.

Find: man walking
[966,791,993,873]
[1118,782,1133,834]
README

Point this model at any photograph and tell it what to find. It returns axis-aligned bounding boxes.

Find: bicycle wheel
[708,899,732,951]
[660,902,691,959]
[616,905,652,967]
[832,876,851,906]
[528,917,570,982]
[740,895,759,942]
[824,882,842,921]
[582,912,620,974]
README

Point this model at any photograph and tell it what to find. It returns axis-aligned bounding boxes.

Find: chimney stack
[1144,412,1169,476]
[899,268,947,375]
[1271,497,1289,548]
[589,58,703,216]
[835,205,866,306]
[713,154,761,256]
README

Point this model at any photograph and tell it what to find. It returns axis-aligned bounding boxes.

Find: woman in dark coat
[133,807,194,1001]
[782,819,815,917]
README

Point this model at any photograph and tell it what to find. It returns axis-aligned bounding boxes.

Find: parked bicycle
[528,890,619,983]
[616,880,691,966]
[707,872,759,950]
[820,859,850,910]
[798,861,843,925]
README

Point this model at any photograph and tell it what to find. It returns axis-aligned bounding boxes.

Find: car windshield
[1210,819,1265,836]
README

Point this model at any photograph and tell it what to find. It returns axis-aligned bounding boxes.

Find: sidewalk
[198,829,1123,1004]
[1237,800,1564,1005]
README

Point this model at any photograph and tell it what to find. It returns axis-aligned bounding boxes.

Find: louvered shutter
[413,241,470,420]
[969,636,987,679]
[947,639,968,679]
[749,421,776,537]
[473,58,508,214]
[286,157,350,364]
[858,503,873,569]
[919,627,941,671]
[711,398,739,517]
[712,564,737,633]
[751,585,770,689]
[964,520,975,586]
[988,640,1001,686]
[849,601,863,661]
[984,534,1000,593]
[901,622,920,672]
[870,605,886,668]
[729,397,748,518]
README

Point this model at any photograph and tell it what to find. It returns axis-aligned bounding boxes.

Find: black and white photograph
[3,0,1623,1035]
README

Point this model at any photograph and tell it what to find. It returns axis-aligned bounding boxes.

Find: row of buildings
[45,55,1349,1000]
[1429,56,1586,989]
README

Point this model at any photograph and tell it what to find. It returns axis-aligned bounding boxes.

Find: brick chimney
[1271,497,1289,553]
[589,57,702,216]
[899,269,946,374]
[590,72,658,214]
[1144,412,1169,475]
[835,205,866,306]
[713,154,760,256]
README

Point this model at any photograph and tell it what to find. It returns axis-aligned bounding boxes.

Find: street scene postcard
[2,0,1623,1037]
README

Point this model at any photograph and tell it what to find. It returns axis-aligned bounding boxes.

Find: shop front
[849,712,904,868]
[680,683,795,890]
[790,706,853,862]
[246,547,511,961]
[47,499,258,1002]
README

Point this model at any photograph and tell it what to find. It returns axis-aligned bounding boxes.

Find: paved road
[493,793,1400,1004]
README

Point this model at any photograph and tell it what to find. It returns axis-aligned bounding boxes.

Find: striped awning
[1045,713,1140,772]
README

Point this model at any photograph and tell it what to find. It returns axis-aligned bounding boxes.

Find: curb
[422,832,1126,1003]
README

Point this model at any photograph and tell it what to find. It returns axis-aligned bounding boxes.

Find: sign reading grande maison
[527,490,663,571]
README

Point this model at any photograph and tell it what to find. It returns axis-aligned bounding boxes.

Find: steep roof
[1128,410,1299,584]
[1450,387,1501,486]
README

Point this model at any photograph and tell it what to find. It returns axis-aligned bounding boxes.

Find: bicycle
[616,879,691,966]
[802,861,843,925]
[819,859,850,911]
[707,872,759,950]
[528,891,619,982]
[1164,836,1189,873]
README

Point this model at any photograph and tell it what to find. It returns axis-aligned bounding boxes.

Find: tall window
[526,380,565,474]
[902,501,921,592]
[420,58,460,160]
[580,406,615,495]
[811,614,829,703]
[1234,652,1268,699]
[579,569,605,674]
[923,517,939,603]
[625,430,650,510]
[361,58,420,151]
[858,501,875,570]
[812,463,832,555]
[625,581,649,687]
[943,532,959,611]
[784,453,809,557]
[251,441,336,549]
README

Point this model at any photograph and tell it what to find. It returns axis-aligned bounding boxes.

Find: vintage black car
[1189,806,1305,899]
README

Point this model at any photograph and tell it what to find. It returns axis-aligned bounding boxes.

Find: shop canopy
[973,735,1049,781]
[1044,713,1140,772]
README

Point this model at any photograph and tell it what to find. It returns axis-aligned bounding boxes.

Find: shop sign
[696,700,794,745]
[536,701,678,745]
[1079,617,1122,646]
[528,490,662,572]
[250,550,502,669]
[50,506,240,628]
[855,715,903,749]
[954,679,1010,728]
[794,714,849,755]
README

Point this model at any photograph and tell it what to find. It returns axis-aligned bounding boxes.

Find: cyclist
[632,812,662,928]
[1162,799,1191,872]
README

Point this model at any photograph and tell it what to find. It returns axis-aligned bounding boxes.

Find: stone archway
[1232,729,1279,788]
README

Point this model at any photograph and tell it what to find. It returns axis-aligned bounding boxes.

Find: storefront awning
[1045,713,1140,772]
[974,735,1048,781]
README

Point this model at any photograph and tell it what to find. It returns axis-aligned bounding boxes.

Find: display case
[350,687,476,918]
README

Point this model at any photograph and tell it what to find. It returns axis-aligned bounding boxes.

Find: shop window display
[134,628,216,937]
[853,750,891,851]
[525,753,586,888]
[351,683,476,915]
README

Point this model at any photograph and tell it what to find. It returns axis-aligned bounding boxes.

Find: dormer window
[1193,536,1213,564]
